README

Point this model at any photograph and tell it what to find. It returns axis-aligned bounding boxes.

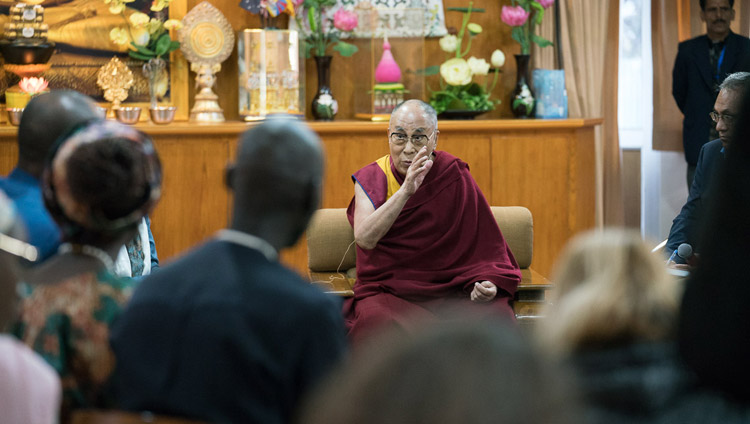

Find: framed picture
[0,0,189,120]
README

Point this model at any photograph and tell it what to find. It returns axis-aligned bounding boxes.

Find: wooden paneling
[0,119,600,278]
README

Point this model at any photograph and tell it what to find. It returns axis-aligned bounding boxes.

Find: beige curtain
[652,0,750,151]
[558,0,623,226]
[532,5,557,69]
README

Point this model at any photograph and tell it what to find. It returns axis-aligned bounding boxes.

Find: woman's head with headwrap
[42,120,162,246]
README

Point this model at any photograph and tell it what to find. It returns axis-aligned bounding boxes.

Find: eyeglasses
[389,132,433,148]
[710,111,736,124]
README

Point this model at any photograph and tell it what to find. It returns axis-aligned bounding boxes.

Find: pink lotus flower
[538,0,555,8]
[501,5,529,27]
[333,9,358,32]
[19,77,48,95]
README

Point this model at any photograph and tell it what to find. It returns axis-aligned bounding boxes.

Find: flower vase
[311,55,337,121]
[143,57,169,109]
[511,54,535,118]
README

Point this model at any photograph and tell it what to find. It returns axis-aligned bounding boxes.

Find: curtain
[532,4,557,69]
[558,0,624,226]
[652,0,750,151]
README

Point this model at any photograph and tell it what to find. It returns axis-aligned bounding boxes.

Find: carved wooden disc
[178,1,234,66]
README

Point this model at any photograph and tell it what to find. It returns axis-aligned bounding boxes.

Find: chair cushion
[307,208,355,272]
[491,206,533,269]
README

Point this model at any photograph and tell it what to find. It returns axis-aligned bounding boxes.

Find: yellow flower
[109,27,130,45]
[108,2,125,14]
[163,19,183,30]
[129,11,150,27]
[467,56,490,76]
[147,18,162,34]
[439,34,458,53]
[151,0,171,12]
[440,58,472,86]
[131,27,150,46]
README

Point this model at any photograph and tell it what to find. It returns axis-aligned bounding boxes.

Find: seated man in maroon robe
[345,99,522,344]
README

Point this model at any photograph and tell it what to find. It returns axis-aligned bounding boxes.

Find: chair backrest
[71,410,205,424]
[306,206,533,272]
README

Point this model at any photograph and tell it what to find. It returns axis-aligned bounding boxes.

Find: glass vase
[511,54,536,118]
[142,57,168,109]
[311,55,337,121]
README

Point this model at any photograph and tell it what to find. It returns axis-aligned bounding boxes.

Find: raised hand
[401,147,433,196]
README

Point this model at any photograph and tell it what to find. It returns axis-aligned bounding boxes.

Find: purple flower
[333,9,358,32]
[501,5,529,27]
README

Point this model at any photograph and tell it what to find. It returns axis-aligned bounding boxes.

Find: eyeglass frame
[709,111,736,125]
[388,131,436,149]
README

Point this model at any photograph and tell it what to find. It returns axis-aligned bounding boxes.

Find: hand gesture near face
[401,147,433,196]
[470,281,498,302]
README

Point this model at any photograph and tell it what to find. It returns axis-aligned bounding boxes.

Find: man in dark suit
[666,72,750,259]
[110,118,347,424]
[672,0,750,188]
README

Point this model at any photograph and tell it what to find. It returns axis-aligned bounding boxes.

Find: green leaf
[531,34,554,47]
[129,51,153,61]
[446,7,485,12]
[333,41,358,57]
[308,7,317,32]
[154,33,171,57]
[301,40,314,58]
[511,27,525,44]
[169,40,180,51]
[131,42,155,56]
[531,2,545,25]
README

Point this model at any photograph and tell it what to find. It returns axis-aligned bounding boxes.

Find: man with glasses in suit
[667,72,750,263]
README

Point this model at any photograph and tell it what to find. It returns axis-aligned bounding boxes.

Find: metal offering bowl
[115,107,141,125]
[149,106,176,125]
[6,108,23,126]
[95,106,108,119]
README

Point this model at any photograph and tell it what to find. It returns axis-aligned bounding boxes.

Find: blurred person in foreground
[0,90,160,274]
[299,319,577,424]
[0,190,61,424]
[110,117,346,424]
[14,120,162,421]
[537,229,689,424]
[345,99,521,344]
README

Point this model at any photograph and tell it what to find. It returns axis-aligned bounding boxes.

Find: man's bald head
[390,99,438,131]
[17,90,100,178]
[228,117,324,249]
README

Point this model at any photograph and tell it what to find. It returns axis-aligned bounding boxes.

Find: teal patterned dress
[14,270,137,416]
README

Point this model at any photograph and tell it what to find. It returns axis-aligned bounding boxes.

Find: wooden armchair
[306,206,551,317]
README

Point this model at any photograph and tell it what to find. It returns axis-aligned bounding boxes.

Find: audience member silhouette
[13,120,162,421]
[111,117,347,424]
[300,319,578,424]
[538,229,689,424]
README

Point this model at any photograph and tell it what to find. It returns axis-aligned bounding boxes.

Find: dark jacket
[110,239,347,424]
[569,342,693,424]
[666,139,724,253]
[672,33,750,165]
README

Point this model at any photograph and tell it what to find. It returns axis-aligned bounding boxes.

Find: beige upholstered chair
[306,206,551,317]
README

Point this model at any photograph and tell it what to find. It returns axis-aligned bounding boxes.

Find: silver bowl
[115,107,142,125]
[6,108,23,126]
[149,106,176,125]
[95,106,108,119]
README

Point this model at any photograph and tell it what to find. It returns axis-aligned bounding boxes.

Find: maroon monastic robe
[344,150,521,343]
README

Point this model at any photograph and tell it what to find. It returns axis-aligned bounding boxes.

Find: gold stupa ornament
[96,57,134,111]
[178,1,234,122]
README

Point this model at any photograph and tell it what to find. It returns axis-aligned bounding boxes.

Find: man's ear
[225,164,235,190]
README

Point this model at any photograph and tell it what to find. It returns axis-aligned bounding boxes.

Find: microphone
[668,243,693,265]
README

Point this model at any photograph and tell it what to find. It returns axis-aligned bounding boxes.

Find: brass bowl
[115,107,141,125]
[149,106,176,125]
[6,107,23,126]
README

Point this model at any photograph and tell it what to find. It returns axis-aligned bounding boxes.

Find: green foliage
[333,41,358,57]
[429,83,499,115]
[531,34,553,48]
[446,7,485,12]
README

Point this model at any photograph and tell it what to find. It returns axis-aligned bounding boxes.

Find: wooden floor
[0,118,599,278]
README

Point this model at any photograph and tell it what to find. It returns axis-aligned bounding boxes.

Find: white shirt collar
[215,229,278,261]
